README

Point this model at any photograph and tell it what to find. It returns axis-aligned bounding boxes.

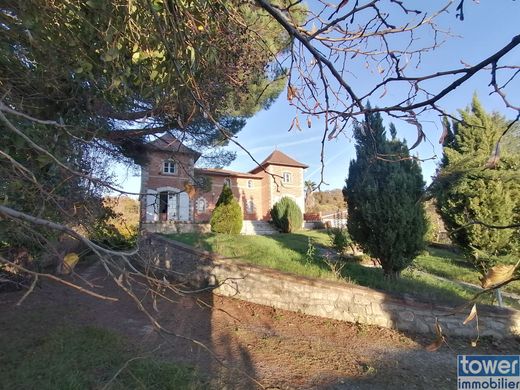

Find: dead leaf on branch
[425,319,445,352]
[404,112,425,150]
[484,141,500,169]
[439,120,449,144]
[462,304,477,325]
[480,264,517,289]
[287,85,298,102]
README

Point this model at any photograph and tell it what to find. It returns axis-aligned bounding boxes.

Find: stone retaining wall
[139,234,520,338]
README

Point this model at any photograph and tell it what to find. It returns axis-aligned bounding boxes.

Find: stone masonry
[139,234,520,339]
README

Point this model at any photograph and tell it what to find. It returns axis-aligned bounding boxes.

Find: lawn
[167,231,519,308]
[1,325,206,389]
[414,246,520,296]
[171,230,334,280]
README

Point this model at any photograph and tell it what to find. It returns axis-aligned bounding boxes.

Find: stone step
[241,220,279,235]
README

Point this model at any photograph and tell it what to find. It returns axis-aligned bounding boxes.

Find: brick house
[140,134,308,230]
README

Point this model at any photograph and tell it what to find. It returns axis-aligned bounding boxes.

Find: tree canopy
[0,0,300,254]
[0,0,301,159]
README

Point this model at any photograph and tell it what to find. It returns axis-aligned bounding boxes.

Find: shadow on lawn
[0,261,260,389]
[268,232,469,306]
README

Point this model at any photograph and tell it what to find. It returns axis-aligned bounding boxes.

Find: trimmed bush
[271,197,303,233]
[210,201,243,234]
[211,185,242,234]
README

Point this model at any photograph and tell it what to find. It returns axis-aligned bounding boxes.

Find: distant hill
[307,189,346,213]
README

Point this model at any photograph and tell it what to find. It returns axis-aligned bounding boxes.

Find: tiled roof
[146,134,201,161]
[250,150,308,173]
[195,168,261,179]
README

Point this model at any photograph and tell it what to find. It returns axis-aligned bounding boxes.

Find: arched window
[246,199,255,214]
[195,197,207,213]
[247,179,253,188]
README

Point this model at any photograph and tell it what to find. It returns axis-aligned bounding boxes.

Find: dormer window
[163,160,176,174]
[282,172,292,183]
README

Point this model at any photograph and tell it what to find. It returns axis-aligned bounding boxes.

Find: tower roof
[250,150,308,173]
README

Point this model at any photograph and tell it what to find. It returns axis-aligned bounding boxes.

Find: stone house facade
[140,135,308,228]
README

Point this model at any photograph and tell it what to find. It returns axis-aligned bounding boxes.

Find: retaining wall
[139,234,520,338]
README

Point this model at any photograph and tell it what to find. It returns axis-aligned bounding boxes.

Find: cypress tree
[215,183,234,207]
[434,95,520,274]
[211,184,242,234]
[343,109,426,279]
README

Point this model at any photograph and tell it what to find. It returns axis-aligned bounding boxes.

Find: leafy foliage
[211,186,242,234]
[271,197,303,233]
[0,0,299,253]
[344,109,426,278]
[434,95,520,274]
[0,0,300,155]
[327,227,353,257]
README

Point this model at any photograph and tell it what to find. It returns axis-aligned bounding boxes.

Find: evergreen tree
[211,185,242,234]
[434,95,520,274]
[215,184,234,207]
[271,197,303,233]
[343,109,426,279]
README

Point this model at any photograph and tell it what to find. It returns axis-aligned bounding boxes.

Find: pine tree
[343,109,426,279]
[434,95,520,274]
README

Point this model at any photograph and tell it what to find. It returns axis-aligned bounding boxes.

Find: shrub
[270,197,303,233]
[327,227,352,256]
[211,186,242,234]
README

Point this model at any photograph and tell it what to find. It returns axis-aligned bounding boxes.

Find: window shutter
[145,190,159,222]
[178,192,190,221]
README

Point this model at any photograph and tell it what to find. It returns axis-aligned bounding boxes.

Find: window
[224,178,231,187]
[163,160,176,174]
[282,172,292,183]
[246,199,255,214]
[195,197,207,213]
[247,180,253,189]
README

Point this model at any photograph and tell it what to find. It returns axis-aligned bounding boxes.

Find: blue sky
[115,1,519,194]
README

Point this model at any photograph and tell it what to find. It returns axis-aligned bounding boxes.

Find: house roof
[146,134,201,161]
[195,168,262,179]
[249,150,308,173]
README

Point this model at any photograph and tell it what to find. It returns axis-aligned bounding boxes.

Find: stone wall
[141,222,211,234]
[139,234,520,338]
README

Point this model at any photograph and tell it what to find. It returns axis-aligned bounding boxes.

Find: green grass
[171,231,334,280]
[0,326,205,390]
[167,231,520,308]
[414,246,520,296]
